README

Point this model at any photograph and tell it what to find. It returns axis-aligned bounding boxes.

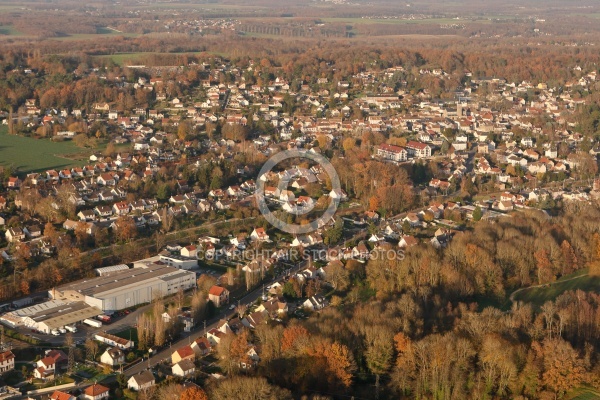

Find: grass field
[567,386,600,400]
[512,269,600,306]
[320,17,475,25]
[93,51,216,66]
[0,24,25,37]
[0,126,86,173]
[94,52,170,66]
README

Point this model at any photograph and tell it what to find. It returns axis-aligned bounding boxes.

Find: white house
[250,227,270,242]
[0,351,14,373]
[83,384,110,400]
[172,359,196,377]
[180,245,198,258]
[127,371,155,391]
[100,348,125,367]
[302,295,328,311]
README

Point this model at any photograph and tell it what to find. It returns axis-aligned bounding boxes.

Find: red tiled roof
[85,384,109,396]
[51,391,74,400]
[209,285,226,296]
[0,351,14,362]
[176,345,195,359]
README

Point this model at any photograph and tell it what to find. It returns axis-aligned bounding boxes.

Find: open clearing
[0,126,86,173]
[512,269,600,306]
[567,387,600,400]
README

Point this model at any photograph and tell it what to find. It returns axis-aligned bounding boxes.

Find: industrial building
[0,300,102,334]
[50,262,196,313]
[158,254,198,270]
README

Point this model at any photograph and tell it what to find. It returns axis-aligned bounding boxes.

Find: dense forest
[228,206,600,399]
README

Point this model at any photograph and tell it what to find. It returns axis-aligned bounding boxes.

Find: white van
[51,329,60,336]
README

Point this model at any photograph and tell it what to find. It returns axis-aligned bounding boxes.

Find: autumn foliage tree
[179,386,208,400]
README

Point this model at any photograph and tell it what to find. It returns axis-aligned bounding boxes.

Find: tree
[75,221,89,246]
[197,275,217,293]
[342,137,356,152]
[281,325,310,355]
[114,216,137,242]
[180,386,208,400]
[178,120,192,141]
[541,338,586,398]
[364,326,394,376]
[44,222,59,245]
[211,376,292,400]
[560,240,578,275]
[324,262,349,291]
[472,206,483,222]
[323,342,356,388]
[19,279,30,295]
[161,207,174,232]
[85,339,99,361]
[116,373,128,389]
[369,195,381,211]
[534,249,554,284]
[104,142,116,157]
[137,314,153,351]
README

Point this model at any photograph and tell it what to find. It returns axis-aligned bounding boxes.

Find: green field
[320,17,474,25]
[567,387,600,400]
[513,270,600,306]
[0,126,86,173]
[0,24,25,37]
[93,51,215,66]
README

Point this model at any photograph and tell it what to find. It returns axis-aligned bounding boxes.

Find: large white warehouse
[50,262,196,312]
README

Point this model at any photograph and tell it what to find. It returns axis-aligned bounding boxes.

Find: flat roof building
[50,262,196,313]
[0,300,102,334]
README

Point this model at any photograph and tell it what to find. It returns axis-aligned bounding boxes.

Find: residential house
[0,350,15,373]
[171,345,196,364]
[329,188,348,201]
[208,286,229,307]
[5,227,25,243]
[34,355,59,380]
[191,337,212,357]
[100,347,125,367]
[302,295,328,311]
[97,173,116,186]
[7,177,21,189]
[398,235,418,249]
[113,201,130,216]
[77,209,97,221]
[24,225,42,239]
[127,371,156,391]
[403,213,422,228]
[180,245,198,258]
[83,384,110,400]
[50,391,76,400]
[94,206,113,218]
[206,328,226,346]
[250,227,270,242]
[172,359,196,377]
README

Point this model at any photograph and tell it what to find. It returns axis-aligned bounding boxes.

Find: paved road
[124,260,307,377]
